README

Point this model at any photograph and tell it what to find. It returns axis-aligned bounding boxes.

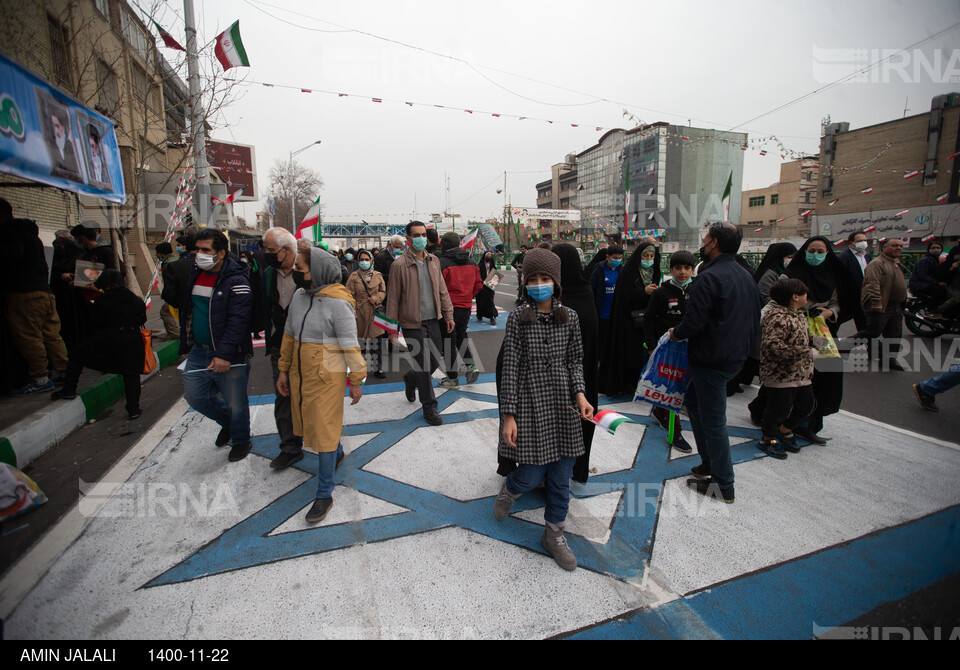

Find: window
[48,16,72,88]
[121,9,153,66]
[749,196,766,207]
[96,59,119,117]
[94,0,109,21]
[770,194,779,205]
[804,171,813,181]
[132,62,150,114]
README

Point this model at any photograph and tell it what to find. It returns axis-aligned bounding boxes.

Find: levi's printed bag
[634,332,690,411]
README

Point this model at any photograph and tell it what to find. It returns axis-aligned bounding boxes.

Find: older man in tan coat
[853,238,907,370]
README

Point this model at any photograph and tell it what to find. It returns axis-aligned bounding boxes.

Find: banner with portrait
[0,51,125,203]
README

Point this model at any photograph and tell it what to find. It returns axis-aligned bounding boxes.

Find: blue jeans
[315,443,345,499]
[918,365,960,397]
[505,457,575,525]
[182,346,251,445]
[685,367,736,490]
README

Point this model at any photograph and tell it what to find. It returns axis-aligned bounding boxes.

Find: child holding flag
[493,248,594,571]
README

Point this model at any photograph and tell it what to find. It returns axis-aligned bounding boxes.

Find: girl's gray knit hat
[521,247,562,296]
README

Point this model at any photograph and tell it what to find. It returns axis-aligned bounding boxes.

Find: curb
[0,340,183,469]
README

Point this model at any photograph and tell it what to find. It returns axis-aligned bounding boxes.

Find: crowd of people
[3,193,959,572]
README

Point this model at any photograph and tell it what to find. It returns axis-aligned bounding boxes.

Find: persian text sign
[0,52,125,203]
[206,140,257,200]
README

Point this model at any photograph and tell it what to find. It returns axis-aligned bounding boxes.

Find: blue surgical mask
[609,259,622,268]
[526,282,554,303]
[640,259,655,269]
[359,261,371,271]
[345,253,354,261]
[805,251,827,266]
[673,277,692,288]
[411,237,428,252]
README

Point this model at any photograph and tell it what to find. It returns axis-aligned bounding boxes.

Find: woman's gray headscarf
[306,247,343,295]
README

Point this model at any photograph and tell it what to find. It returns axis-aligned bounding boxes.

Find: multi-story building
[534,156,577,242]
[575,123,746,249]
[814,94,960,248]
[741,157,819,243]
[0,0,230,293]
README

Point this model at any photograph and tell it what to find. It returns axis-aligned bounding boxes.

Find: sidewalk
[2,376,958,639]
[0,305,181,470]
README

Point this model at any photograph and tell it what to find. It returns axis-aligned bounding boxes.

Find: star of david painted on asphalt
[144,378,765,588]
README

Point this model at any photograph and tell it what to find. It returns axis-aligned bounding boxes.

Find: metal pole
[183,0,209,227]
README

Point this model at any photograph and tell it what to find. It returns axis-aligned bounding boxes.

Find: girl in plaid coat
[493,248,594,571]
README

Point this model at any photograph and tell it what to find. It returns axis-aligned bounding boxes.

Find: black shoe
[228,441,252,462]
[374,369,387,379]
[305,497,333,523]
[270,451,304,470]
[404,375,416,402]
[51,388,78,401]
[758,438,788,460]
[127,409,143,421]
[490,318,497,325]
[794,426,827,446]
[424,410,443,426]
[686,477,735,504]
[215,427,231,447]
[779,432,801,453]
[690,463,710,479]
[671,436,693,453]
[652,408,671,431]
[913,384,939,412]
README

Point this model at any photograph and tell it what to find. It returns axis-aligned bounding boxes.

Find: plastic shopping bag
[0,463,48,520]
[806,314,840,359]
[634,332,690,411]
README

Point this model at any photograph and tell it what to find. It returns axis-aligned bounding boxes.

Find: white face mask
[196,253,218,270]
[854,241,868,252]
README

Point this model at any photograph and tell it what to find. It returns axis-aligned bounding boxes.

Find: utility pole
[183,0,209,227]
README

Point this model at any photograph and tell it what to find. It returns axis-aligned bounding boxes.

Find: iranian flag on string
[212,186,245,205]
[922,233,937,242]
[903,170,920,180]
[459,227,479,250]
[721,171,732,220]
[834,239,846,247]
[947,152,960,161]
[214,21,250,71]
[294,195,323,241]
[828,197,840,206]
[861,187,874,194]
[149,17,186,52]
[589,410,635,436]
[800,209,812,218]
[372,312,399,335]
[863,225,877,233]
[895,210,910,217]
[937,192,949,203]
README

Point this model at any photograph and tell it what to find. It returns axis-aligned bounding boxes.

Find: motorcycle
[903,294,960,337]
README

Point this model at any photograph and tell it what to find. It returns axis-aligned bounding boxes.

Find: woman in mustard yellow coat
[277,247,366,523]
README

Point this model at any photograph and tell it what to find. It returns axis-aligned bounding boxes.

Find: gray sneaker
[438,377,459,389]
[542,523,577,571]
[465,365,480,385]
[493,482,517,521]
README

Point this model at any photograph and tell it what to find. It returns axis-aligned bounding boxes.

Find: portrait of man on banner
[36,88,83,182]
[78,112,111,190]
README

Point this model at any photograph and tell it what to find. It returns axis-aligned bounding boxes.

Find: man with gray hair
[262,227,304,469]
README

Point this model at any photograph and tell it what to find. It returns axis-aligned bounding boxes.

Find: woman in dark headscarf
[753,242,798,306]
[584,247,609,280]
[476,250,499,324]
[749,236,858,444]
[598,241,661,395]
[552,243,599,483]
[729,242,798,394]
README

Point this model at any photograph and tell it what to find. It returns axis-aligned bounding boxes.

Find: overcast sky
[158,0,960,227]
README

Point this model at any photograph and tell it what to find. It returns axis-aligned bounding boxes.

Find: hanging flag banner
[214,21,251,71]
[0,52,125,203]
[511,208,581,222]
[476,223,503,251]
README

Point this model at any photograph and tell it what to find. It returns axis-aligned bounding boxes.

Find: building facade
[814,94,960,248]
[741,156,819,243]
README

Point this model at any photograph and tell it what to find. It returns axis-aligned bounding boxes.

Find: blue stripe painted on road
[565,505,960,639]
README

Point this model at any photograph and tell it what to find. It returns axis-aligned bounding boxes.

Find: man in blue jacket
[180,229,254,462]
[671,222,760,504]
